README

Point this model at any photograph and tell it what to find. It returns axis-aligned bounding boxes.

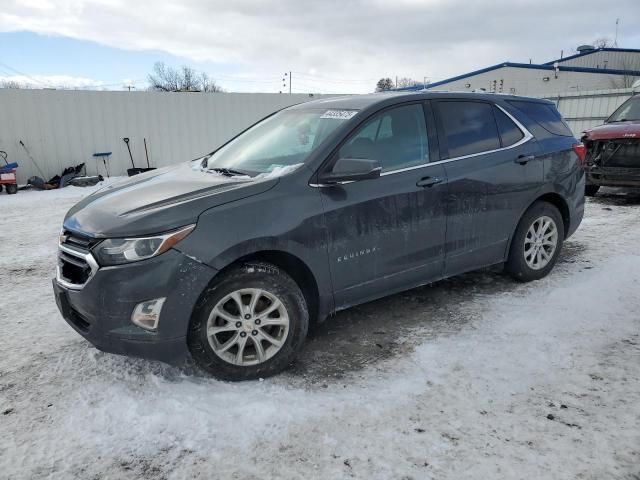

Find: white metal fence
[0,90,330,183]
[539,87,636,135]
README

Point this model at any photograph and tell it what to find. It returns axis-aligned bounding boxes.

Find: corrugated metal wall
[540,87,635,134]
[428,66,637,97]
[557,51,640,71]
[0,90,331,183]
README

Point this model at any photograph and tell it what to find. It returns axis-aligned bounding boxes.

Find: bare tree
[396,77,419,88]
[592,37,612,49]
[148,62,223,92]
[0,79,27,89]
[609,73,638,89]
[375,77,394,92]
[199,72,224,93]
[609,59,638,89]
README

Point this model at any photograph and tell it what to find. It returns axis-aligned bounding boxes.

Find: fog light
[131,298,166,331]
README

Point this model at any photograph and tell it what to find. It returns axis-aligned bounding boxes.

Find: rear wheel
[5,184,17,194]
[188,262,308,381]
[585,184,600,197]
[506,201,564,282]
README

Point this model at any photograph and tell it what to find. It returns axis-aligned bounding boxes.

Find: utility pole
[395,75,398,88]
[282,72,291,94]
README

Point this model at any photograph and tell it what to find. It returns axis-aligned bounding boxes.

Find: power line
[0,60,52,87]
[292,71,378,84]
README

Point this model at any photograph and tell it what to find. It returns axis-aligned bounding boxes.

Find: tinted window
[437,101,501,158]
[494,106,524,147]
[507,100,573,137]
[338,104,428,172]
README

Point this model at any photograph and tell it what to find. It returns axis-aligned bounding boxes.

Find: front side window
[205,108,356,176]
[338,104,429,172]
[437,101,501,158]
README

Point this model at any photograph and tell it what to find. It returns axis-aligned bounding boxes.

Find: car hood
[583,121,640,141]
[64,161,278,237]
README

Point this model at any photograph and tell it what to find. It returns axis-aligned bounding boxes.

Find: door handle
[416,176,443,188]
[515,154,535,165]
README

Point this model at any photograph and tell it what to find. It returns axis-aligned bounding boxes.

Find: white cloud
[0,0,639,93]
[0,74,104,89]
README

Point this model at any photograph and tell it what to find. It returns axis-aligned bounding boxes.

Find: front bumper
[52,248,216,364]
[586,166,640,188]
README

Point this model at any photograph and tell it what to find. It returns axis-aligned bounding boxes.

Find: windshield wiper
[207,167,251,177]
[608,118,632,123]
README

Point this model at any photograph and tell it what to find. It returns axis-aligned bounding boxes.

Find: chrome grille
[57,232,99,289]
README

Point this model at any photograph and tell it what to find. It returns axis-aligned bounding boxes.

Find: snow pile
[1,187,639,479]
[256,163,304,179]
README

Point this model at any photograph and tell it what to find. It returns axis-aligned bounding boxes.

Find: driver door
[317,102,448,309]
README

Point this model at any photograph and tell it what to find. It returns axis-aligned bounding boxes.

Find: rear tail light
[572,143,587,165]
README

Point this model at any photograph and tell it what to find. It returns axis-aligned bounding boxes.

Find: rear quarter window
[507,100,573,137]
[493,106,524,147]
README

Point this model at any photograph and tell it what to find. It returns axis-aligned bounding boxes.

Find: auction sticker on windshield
[320,110,358,120]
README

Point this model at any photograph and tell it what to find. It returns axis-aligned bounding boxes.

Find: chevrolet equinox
[53,92,585,380]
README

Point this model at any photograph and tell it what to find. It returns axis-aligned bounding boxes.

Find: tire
[187,262,308,381]
[585,184,600,197]
[5,184,17,194]
[0,184,3,192]
[506,201,564,282]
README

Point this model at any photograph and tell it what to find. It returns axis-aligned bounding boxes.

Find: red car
[582,93,640,196]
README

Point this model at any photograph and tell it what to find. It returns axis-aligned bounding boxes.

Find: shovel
[124,137,155,176]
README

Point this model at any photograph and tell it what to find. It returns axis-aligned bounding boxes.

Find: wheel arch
[198,249,322,327]
[532,192,571,238]
[505,192,571,260]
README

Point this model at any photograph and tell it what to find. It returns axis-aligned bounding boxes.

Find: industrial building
[399,47,640,96]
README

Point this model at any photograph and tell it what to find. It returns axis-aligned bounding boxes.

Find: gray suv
[53,92,585,380]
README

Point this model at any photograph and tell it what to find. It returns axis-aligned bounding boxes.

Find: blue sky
[1,1,639,94]
[0,32,162,87]
[0,31,269,91]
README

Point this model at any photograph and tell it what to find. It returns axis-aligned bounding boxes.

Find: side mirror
[317,158,382,184]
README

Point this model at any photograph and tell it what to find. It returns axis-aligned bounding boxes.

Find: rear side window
[507,100,573,137]
[437,101,501,158]
[493,107,524,147]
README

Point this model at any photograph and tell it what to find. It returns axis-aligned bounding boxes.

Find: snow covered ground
[1,183,639,479]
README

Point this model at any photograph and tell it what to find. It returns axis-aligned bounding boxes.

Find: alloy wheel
[206,288,290,366]
[523,215,558,270]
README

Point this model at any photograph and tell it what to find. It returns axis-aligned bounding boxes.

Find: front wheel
[188,262,308,381]
[506,201,564,282]
[5,184,17,194]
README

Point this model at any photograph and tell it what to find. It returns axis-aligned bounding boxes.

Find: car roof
[288,91,554,112]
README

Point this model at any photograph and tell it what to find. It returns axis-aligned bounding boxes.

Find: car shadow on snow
[590,187,640,206]
[288,242,588,382]
[113,240,588,385]
[40,236,589,388]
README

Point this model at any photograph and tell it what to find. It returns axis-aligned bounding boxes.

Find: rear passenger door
[433,100,541,276]
[318,102,448,309]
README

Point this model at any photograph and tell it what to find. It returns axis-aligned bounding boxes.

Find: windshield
[204,108,358,176]
[607,96,640,123]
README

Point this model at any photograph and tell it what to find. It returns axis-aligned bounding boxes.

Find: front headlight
[93,224,195,266]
